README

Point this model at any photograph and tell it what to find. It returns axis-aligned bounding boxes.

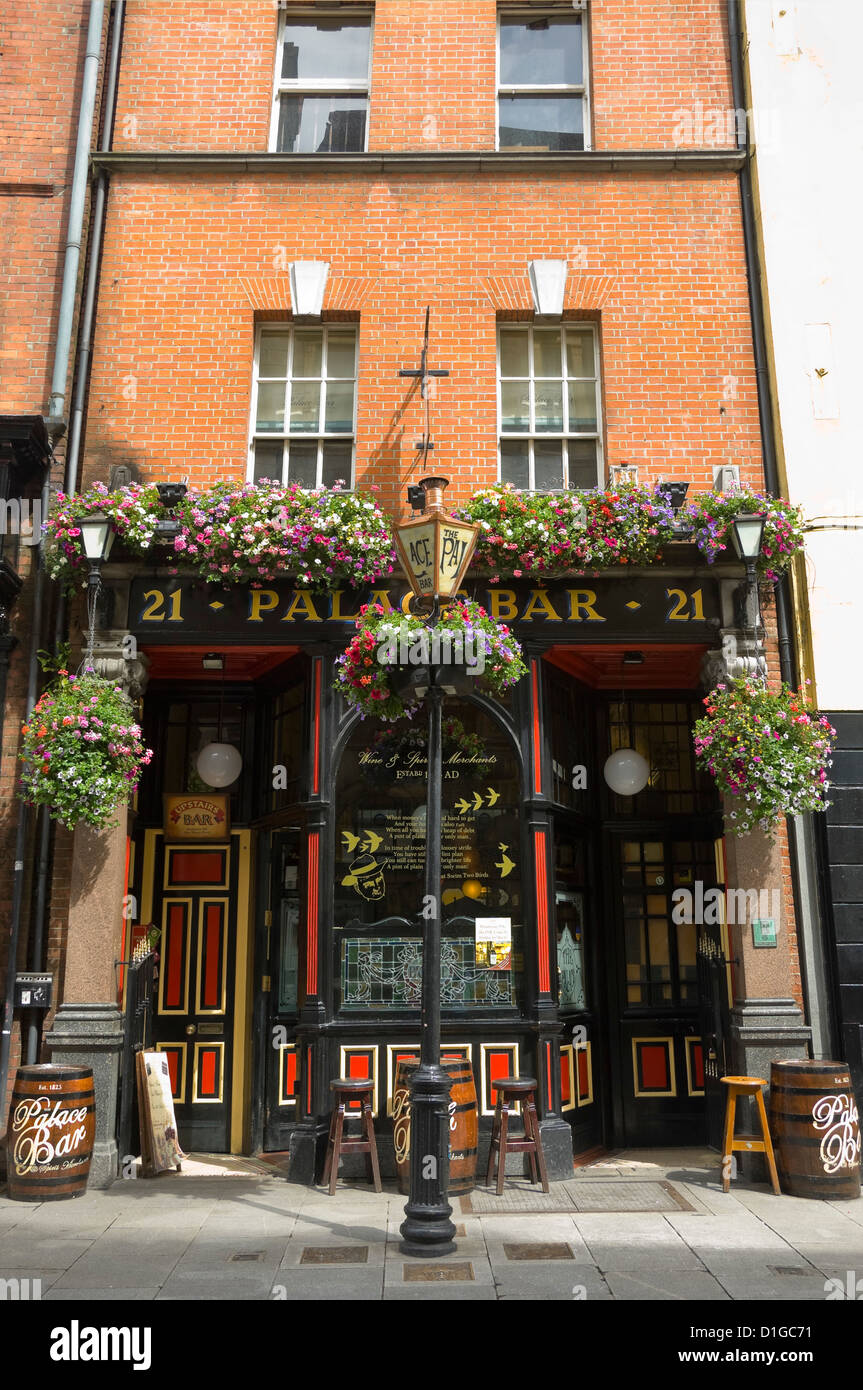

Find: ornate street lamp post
[730,511,768,676]
[394,476,478,1257]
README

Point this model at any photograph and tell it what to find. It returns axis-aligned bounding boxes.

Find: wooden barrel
[393,1056,478,1195]
[7,1065,95,1202]
[769,1060,861,1200]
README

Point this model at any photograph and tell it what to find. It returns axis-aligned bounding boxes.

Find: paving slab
[604,1271,730,1301]
[0,1234,95,1269]
[43,1287,161,1301]
[264,1267,385,1301]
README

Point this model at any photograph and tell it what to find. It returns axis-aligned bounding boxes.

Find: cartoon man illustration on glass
[342,851,388,902]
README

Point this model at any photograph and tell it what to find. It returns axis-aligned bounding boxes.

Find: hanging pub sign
[163,793,230,842]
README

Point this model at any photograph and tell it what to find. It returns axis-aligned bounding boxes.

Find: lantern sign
[394,477,479,601]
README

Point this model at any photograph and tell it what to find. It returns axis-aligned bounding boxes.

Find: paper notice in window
[475,916,512,971]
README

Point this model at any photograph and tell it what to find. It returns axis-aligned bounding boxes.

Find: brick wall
[109,0,736,155]
[81,169,760,515]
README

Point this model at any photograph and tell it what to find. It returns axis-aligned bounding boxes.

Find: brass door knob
[185,1023,197,1036]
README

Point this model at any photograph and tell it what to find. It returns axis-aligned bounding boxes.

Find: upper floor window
[498,324,602,490]
[498,11,588,151]
[271,11,372,153]
[249,325,357,488]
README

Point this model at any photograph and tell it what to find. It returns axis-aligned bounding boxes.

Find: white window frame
[496,7,592,154]
[268,7,374,153]
[497,322,603,491]
[248,323,358,489]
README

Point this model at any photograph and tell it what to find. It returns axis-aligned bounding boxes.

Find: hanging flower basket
[686,487,805,582]
[693,677,836,837]
[44,482,168,589]
[18,669,153,830]
[334,600,528,721]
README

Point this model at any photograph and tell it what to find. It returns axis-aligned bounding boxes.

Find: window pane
[498,96,584,152]
[533,330,562,378]
[256,383,286,431]
[534,381,563,432]
[321,443,353,489]
[499,330,529,377]
[565,439,598,489]
[501,381,530,432]
[534,441,564,491]
[325,381,354,433]
[566,329,595,377]
[281,19,371,82]
[499,16,583,86]
[500,440,529,488]
[253,442,284,484]
[259,332,290,378]
[287,444,318,488]
[289,381,321,432]
[568,380,597,431]
[327,332,356,378]
[293,331,323,378]
[277,96,367,153]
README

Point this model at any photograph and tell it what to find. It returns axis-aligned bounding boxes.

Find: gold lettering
[248,589,279,623]
[522,588,562,622]
[488,589,518,621]
[567,589,605,622]
[331,590,361,622]
[281,590,322,623]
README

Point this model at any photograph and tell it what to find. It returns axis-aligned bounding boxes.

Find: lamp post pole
[399,602,457,1256]
[392,464,478,1257]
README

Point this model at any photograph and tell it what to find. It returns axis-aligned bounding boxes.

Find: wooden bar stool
[720,1075,781,1196]
[486,1076,550,1196]
[321,1078,383,1195]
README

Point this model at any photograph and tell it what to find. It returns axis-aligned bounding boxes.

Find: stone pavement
[2,1147,863,1302]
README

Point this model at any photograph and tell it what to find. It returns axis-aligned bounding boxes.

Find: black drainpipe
[22,0,128,1068]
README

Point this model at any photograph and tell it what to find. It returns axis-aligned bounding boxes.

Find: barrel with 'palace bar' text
[393,1056,478,1194]
[769,1060,861,1200]
[7,1065,96,1201]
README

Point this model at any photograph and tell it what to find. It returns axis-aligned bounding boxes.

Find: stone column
[46,629,148,1188]
[46,816,128,1188]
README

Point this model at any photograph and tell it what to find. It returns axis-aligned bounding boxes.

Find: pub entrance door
[608,833,718,1147]
[139,829,253,1153]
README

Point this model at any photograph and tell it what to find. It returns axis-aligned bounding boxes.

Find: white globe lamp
[603,748,650,797]
[196,741,243,788]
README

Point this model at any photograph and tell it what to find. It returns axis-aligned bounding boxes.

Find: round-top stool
[321,1078,383,1195]
[485,1076,549,1196]
[720,1075,780,1195]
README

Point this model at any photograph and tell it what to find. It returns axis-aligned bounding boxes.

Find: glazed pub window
[270,10,372,153]
[498,324,602,490]
[497,10,588,151]
[249,325,357,487]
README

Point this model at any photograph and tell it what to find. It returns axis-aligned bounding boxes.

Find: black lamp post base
[399,1062,458,1257]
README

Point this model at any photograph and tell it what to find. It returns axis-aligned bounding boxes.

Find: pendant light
[196,653,243,788]
[603,667,650,797]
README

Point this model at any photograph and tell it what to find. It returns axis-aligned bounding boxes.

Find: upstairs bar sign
[128,576,722,643]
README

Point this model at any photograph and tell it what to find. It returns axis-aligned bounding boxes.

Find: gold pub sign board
[163,794,231,842]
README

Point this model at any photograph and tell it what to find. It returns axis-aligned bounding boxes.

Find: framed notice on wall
[136,1051,185,1176]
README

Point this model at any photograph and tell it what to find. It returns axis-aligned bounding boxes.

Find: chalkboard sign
[136,1051,184,1177]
